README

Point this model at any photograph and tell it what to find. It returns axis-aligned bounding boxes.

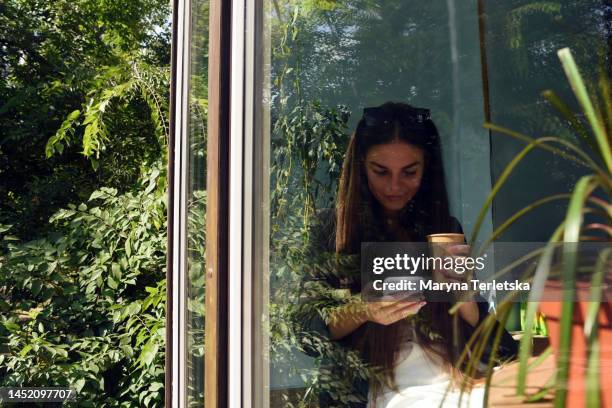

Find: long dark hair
[334,102,468,401]
[336,102,452,253]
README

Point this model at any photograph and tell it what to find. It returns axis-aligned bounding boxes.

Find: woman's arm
[327,303,369,340]
[328,298,427,340]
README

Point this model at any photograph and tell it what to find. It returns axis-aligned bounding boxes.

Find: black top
[296,209,518,407]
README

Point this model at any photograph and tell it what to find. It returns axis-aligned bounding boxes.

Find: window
[170,0,611,406]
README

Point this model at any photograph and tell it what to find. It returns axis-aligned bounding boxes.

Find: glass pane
[252,0,610,407]
[186,0,209,405]
[483,0,609,240]
[255,1,499,407]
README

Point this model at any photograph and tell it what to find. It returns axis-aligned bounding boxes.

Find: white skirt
[368,341,484,408]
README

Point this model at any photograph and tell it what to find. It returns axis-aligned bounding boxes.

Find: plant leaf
[554,175,598,406]
[541,89,600,157]
[517,226,563,395]
[583,248,611,407]
[138,341,159,367]
[472,135,566,245]
[557,48,612,172]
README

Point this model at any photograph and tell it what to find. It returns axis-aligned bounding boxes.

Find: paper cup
[426,233,465,259]
[426,233,465,244]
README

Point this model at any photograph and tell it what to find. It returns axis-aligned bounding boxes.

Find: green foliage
[0,166,167,406]
[519,303,547,336]
[0,1,171,400]
[271,101,350,228]
[45,59,169,166]
[0,0,170,239]
[186,190,207,406]
[1,0,173,404]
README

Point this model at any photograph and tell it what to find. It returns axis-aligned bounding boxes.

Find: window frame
[167,0,233,406]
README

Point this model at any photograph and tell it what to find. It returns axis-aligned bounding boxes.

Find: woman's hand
[328,294,426,340]
[432,244,472,284]
[363,296,427,326]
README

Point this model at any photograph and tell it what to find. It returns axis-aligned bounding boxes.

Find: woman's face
[364,141,424,214]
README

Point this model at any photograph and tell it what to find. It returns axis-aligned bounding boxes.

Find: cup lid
[426,233,465,243]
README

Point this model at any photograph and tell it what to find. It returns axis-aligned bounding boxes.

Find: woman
[298,102,517,407]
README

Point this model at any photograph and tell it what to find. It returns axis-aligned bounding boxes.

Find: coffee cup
[426,233,465,244]
[426,233,465,258]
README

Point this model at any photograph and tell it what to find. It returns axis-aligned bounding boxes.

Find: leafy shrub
[0,165,167,407]
[0,0,171,240]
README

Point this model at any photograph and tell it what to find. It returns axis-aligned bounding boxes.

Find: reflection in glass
[261,1,495,407]
[253,0,610,407]
[484,0,609,241]
[186,0,209,405]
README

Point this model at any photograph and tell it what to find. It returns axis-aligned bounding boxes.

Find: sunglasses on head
[362,106,431,131]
